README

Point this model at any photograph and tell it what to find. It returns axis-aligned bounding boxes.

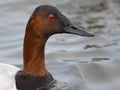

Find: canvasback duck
[0,5,94,90]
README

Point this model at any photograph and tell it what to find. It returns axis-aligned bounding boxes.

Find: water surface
[0,0,120,90]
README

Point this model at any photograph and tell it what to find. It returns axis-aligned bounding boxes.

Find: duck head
[26,5,94,38]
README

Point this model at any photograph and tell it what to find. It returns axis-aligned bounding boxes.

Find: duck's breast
[0,63,20,90]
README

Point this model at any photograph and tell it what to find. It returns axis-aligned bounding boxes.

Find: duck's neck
[23,29,48,76]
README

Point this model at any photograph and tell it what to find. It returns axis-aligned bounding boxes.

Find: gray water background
[0,0,120,90]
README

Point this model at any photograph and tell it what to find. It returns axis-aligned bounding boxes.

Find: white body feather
[0,63,20,90]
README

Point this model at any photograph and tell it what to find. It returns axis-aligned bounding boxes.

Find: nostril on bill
[71,26,77,29]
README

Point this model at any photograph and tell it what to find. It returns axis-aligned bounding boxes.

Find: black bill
[62,16,95,37]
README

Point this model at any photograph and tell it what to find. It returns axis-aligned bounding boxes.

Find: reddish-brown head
[26,5,94,39]
[26,5,62,38]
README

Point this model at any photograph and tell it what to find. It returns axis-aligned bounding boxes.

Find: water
[0,0,120,90]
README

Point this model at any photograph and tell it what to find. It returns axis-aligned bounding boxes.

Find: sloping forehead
[33,5,62,16]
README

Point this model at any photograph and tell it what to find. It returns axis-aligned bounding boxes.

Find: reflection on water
[0,0,120,90]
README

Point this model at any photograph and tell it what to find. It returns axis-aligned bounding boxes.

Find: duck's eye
[49,14,55,20]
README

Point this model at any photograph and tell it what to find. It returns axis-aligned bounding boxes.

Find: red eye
[49,14,55,20]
